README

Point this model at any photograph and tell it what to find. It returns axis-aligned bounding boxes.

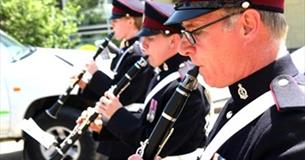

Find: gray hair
[223,8,288,40]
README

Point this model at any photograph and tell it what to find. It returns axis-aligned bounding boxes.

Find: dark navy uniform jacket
[81,37,154,106]
[97,54,210,159]
[81,37,154,158]
[207,55,305,160]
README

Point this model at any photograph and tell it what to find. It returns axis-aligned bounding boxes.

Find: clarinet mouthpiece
[188,66,199,77]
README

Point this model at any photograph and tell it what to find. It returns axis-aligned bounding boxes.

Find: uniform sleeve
[91,56,153,142]
[80,70,113,101]
[92,128,118,141]
[105,84,210,155]
[250,109,305,160]
[112,55,154,106]
[103,86,176,150]
[103,107,142,150]
[81,54,152,104]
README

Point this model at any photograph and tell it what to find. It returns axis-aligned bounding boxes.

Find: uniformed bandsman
[79,0,154,106]
[76,0,155,159]
[95,1,210,159]
[162,0,305,160]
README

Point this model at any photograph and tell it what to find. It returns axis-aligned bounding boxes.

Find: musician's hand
[76,109,89,124]
[76,108,103,133]
[86,61,98,75]
[128,154,161,160]
[89,114,103,133]
[78,79,87,89]
[96,91,122,120]
[71,75,87,89]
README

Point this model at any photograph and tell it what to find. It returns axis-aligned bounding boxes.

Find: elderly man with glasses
[129,0,305,160]
[169,0,305,160]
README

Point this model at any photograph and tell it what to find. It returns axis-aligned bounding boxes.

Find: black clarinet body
[92,32,114,60]
[49,56,149,160]
[141,66,199,160]
[107,40,122,55]
[45,32,114,119]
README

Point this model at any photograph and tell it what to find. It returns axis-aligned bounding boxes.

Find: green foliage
[71,0,107,26]
[0,0,81,48]
[81,6,106,25]
[71,0,101,11]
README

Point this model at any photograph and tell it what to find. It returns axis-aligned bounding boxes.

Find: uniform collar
[122,36,139,49]
[155,54,189,78]
[229,55,299,106]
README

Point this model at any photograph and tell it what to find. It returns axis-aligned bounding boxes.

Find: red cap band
[143,16,180,33]
[112,6,125,15]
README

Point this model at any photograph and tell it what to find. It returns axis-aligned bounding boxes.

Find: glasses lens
[182,30,196,45]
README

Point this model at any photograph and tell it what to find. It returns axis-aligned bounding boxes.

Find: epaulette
[270,74,305,112]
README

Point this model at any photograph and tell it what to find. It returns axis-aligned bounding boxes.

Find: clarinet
[136,66,199,160]
[108,40,122,55]
[45,32,114,119]
[49,56,149,160]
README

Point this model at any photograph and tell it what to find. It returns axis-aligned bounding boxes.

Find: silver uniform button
[226,111,233,119]
[278,78,289,87]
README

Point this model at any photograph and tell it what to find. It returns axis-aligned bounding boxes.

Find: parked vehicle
[0,29,107,160]
[290,46,305,73]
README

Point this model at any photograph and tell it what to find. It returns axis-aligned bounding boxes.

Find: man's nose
[178,36,194,56]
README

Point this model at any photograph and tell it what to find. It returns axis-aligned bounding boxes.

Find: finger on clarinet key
[76,110,88,124]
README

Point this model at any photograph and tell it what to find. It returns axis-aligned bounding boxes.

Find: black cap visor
[110,13,125,20]
[165,9,214,25]
[137,28,162,37]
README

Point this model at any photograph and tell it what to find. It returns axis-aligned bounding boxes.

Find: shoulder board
[270,74,305,112]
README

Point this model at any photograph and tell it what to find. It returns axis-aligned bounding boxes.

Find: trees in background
[72,0,107,26]
[0,0,81,48]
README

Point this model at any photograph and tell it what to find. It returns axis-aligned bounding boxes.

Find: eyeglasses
[181,12,242,45]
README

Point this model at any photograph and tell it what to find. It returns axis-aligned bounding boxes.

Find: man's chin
[148,58,157,68]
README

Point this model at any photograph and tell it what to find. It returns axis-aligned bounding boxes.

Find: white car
[291,46,305,73]
[0,29,112,160]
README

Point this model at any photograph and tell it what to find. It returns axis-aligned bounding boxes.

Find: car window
[0,43,13,63]
[0,31,33,62]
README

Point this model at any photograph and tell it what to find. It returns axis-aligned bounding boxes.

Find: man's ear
[240,9,261,38]
[127,17,135,26]
[169,33,181,49]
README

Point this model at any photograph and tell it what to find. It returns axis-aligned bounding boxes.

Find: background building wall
[285,0,305,49]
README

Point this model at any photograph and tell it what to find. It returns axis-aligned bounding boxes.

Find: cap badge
[163,63,169,71]
[238,83,248,100]
[164,30,170,35]
[241,1,250,9]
